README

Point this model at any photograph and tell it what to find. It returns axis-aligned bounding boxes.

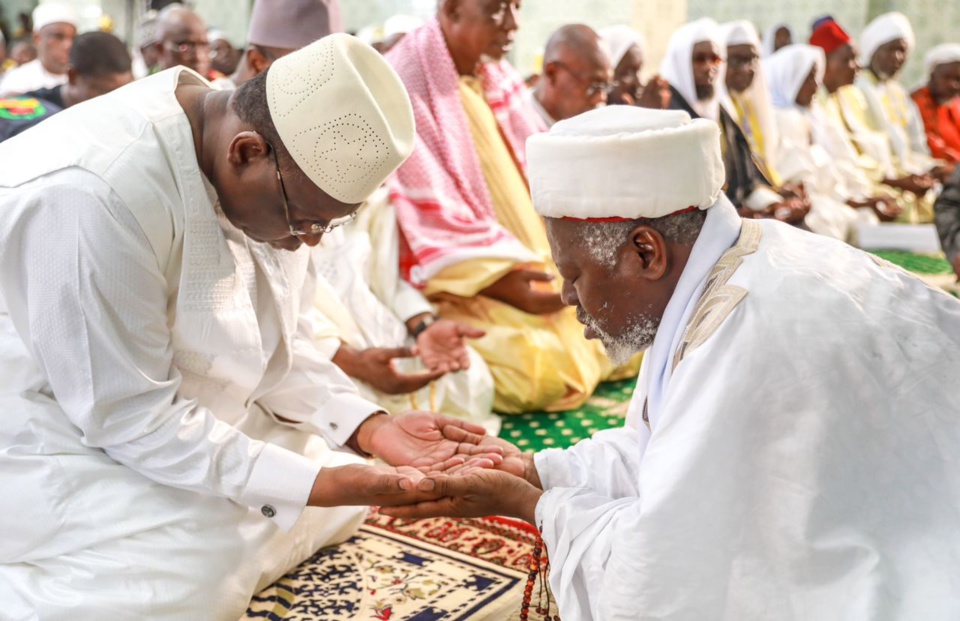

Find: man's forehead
[692,40,721,53]
[727,43,758,55]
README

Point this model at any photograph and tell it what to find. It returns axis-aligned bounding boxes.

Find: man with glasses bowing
[0,35,501,619]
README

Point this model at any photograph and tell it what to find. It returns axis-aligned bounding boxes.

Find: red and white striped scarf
[386,18,546,287]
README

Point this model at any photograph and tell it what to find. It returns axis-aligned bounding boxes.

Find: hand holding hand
[380,469,544,525]
[417,319,486,373]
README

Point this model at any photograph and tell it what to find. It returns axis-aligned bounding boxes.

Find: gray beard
[577,307,660,366]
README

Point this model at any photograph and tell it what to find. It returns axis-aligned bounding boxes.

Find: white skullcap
[383,15,423,38]
[267,33,415,204]
[720,20,761,48]
[600,26,644,69]
[32,2,78,33]
[925,43,960,76]
[528,106,724,220]
[858,12,914,68]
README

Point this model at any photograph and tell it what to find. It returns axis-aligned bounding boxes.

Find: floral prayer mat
[244,514,557,620]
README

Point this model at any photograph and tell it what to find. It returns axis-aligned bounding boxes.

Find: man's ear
[66,66,77,86]
[543,61,560,86]
[629,226,669,281]
[248,47,271,75]
[226,131,270,168]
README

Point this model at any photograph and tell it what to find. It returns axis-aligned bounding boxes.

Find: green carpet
[497,380,635,451]
[870,250,952,275]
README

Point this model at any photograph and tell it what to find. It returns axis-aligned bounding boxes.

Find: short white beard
[577,306,660,365]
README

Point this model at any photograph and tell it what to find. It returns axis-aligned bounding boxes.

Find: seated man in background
[600,25,671,109]
[811,19,935,223]
[913,44,960,165]
[854,13,948,182]
[151,4,213,80]
[309,186,499,433]
[0,3,76,97]
[387,0,620,414]
[207,29,241,77]
[385,106,960,621]
[761,22,792,57]
[223,0,341,89]
[662,18,809,225]
[527,24,612,127]
[1,31,133,141]
[765,44,873,242]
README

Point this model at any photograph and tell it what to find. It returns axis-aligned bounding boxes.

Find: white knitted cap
[33,2,78,32]
[266,33,415,203]
[528,106,724,220]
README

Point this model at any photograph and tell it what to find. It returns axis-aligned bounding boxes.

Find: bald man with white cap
[0,2,77,96]
[383,106,960,621]
[0,34,500,619]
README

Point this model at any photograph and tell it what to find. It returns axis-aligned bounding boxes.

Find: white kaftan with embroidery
[0,68,382,619]
[534,198,960,620]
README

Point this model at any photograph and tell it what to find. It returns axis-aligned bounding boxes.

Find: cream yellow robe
[420,77,616,413]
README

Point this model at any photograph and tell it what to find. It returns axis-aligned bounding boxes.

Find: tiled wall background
[2,1,957,87]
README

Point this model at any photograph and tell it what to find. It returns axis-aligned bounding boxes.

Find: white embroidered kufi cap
[528,106,724,220]
[266,33,415,204]
[33,2,78,32]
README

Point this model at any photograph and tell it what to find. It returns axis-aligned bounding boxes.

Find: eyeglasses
[269,142,357,237]
[165,39,209,55]
[692,52,724,66]
[727,54,759,69]
[552,61,619,97]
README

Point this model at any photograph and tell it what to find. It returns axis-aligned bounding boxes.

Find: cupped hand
[336,345,446,395]
[363,411,504,469]
[417,319,486,373]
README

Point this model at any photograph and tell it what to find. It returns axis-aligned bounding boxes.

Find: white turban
[32,2,78,33]
[660,18,724,122]
[600,26,644,70]
[267,33,416,204]
[925,43,960,76]
[720,20,761,48]
[764,44,826,109]
[718,20,778,170]
[383,15,423,38]
[858,12,915,69]
[527,106,724,220]
[761,23,792,57]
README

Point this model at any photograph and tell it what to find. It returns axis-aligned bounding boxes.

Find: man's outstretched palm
[368,411,504,468]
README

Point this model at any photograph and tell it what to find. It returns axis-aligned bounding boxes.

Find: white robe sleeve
[256,251,384,450]
[534,426,646,496]
[0,176,319,531]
